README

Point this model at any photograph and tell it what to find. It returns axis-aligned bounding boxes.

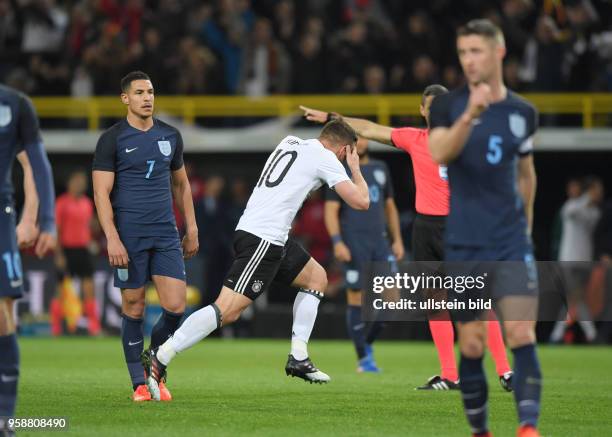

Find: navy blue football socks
[346,305,367,359]
[150,309,184,350]
[121,314,145,390]
[459,355,489,435]
[0,334,19,416]
[512,344,542,427]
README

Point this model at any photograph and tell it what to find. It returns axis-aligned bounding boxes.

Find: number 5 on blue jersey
[487,135,503,165]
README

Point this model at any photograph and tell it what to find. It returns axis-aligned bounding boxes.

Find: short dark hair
[120,71,151,92]
[457,19,505,46]
[319,119,358,147]
[421,84,448,105]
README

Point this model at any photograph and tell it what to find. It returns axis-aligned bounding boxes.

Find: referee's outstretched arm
[300,105,394,146]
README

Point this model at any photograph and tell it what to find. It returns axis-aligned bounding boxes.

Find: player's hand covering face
[345,145,360,171]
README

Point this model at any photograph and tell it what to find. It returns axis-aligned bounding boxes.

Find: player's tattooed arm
[300,105,393,146]
[517,154,537,235]
[15,151,40,248]
[171,166,199,259]
[92,170,129,267]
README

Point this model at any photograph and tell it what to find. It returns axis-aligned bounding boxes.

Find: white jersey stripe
[235,240,267,293]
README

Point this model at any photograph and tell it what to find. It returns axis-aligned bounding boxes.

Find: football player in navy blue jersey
[0,84,56,435]
[92,71,199,402]
[324,137,403,373]
[428,20,541,437]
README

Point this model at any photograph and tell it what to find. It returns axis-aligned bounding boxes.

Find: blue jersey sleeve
[170,130,184,171]
[428,93,453,129]
[92,128,118,172]
[18,94,56,233]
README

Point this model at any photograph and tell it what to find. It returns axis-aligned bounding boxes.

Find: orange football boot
[132,384,151,402]
[517,425,540,437]
[159,381,172,401]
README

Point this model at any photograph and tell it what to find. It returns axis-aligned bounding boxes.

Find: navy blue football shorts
[343,232,397,291]
[114,234,186,289]
[445,238,538,322]
[0,204,24,299]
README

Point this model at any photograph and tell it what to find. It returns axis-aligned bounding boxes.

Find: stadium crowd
[1,0,612,96]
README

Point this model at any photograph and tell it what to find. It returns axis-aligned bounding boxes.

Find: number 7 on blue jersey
[145,160,155,179]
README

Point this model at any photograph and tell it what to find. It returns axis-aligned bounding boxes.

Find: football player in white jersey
[144,120,370,399]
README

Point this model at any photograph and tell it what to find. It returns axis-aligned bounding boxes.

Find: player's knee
[122,295,145,318]
[0,298,16,335]
[460,338,485,358]
[162,300,186,314]
[504,322,535,348]
[346,289,362,306]
[309,263,327,293]
[221,307,242,325]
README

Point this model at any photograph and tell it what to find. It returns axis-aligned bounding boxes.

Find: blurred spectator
[442,64,463,89]
[552,176,604,343]
[175,40,221,95]
[272,0,297,51]
[240,17,290,96]
[331,20,375,93]
[520,16,565,91]
[195,175,233,305]
[199,0,253,94]
[551,178,583,260]
[21,0,68,53]
[361,64,386,94]
[503,56,525,92]
[2,0,612,94]
[29,54,71,95]
[0,0,22,56]
[405,55,438,92]
[70,64,93,97]
[559,176,603,262]
[291,33,327,94]
[54,170,100,336]
[227,177,250,228]
[499,0,533,59]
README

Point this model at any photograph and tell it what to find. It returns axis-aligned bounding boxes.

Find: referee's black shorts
[411,213,446,262]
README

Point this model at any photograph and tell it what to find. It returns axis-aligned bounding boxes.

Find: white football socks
[157,305,220,365]
[290,291,322,360]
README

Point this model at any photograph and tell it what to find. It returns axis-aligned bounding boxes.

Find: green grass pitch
[16,337,612,436]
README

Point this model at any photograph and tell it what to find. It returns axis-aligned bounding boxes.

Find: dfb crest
[158,140,171,156]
